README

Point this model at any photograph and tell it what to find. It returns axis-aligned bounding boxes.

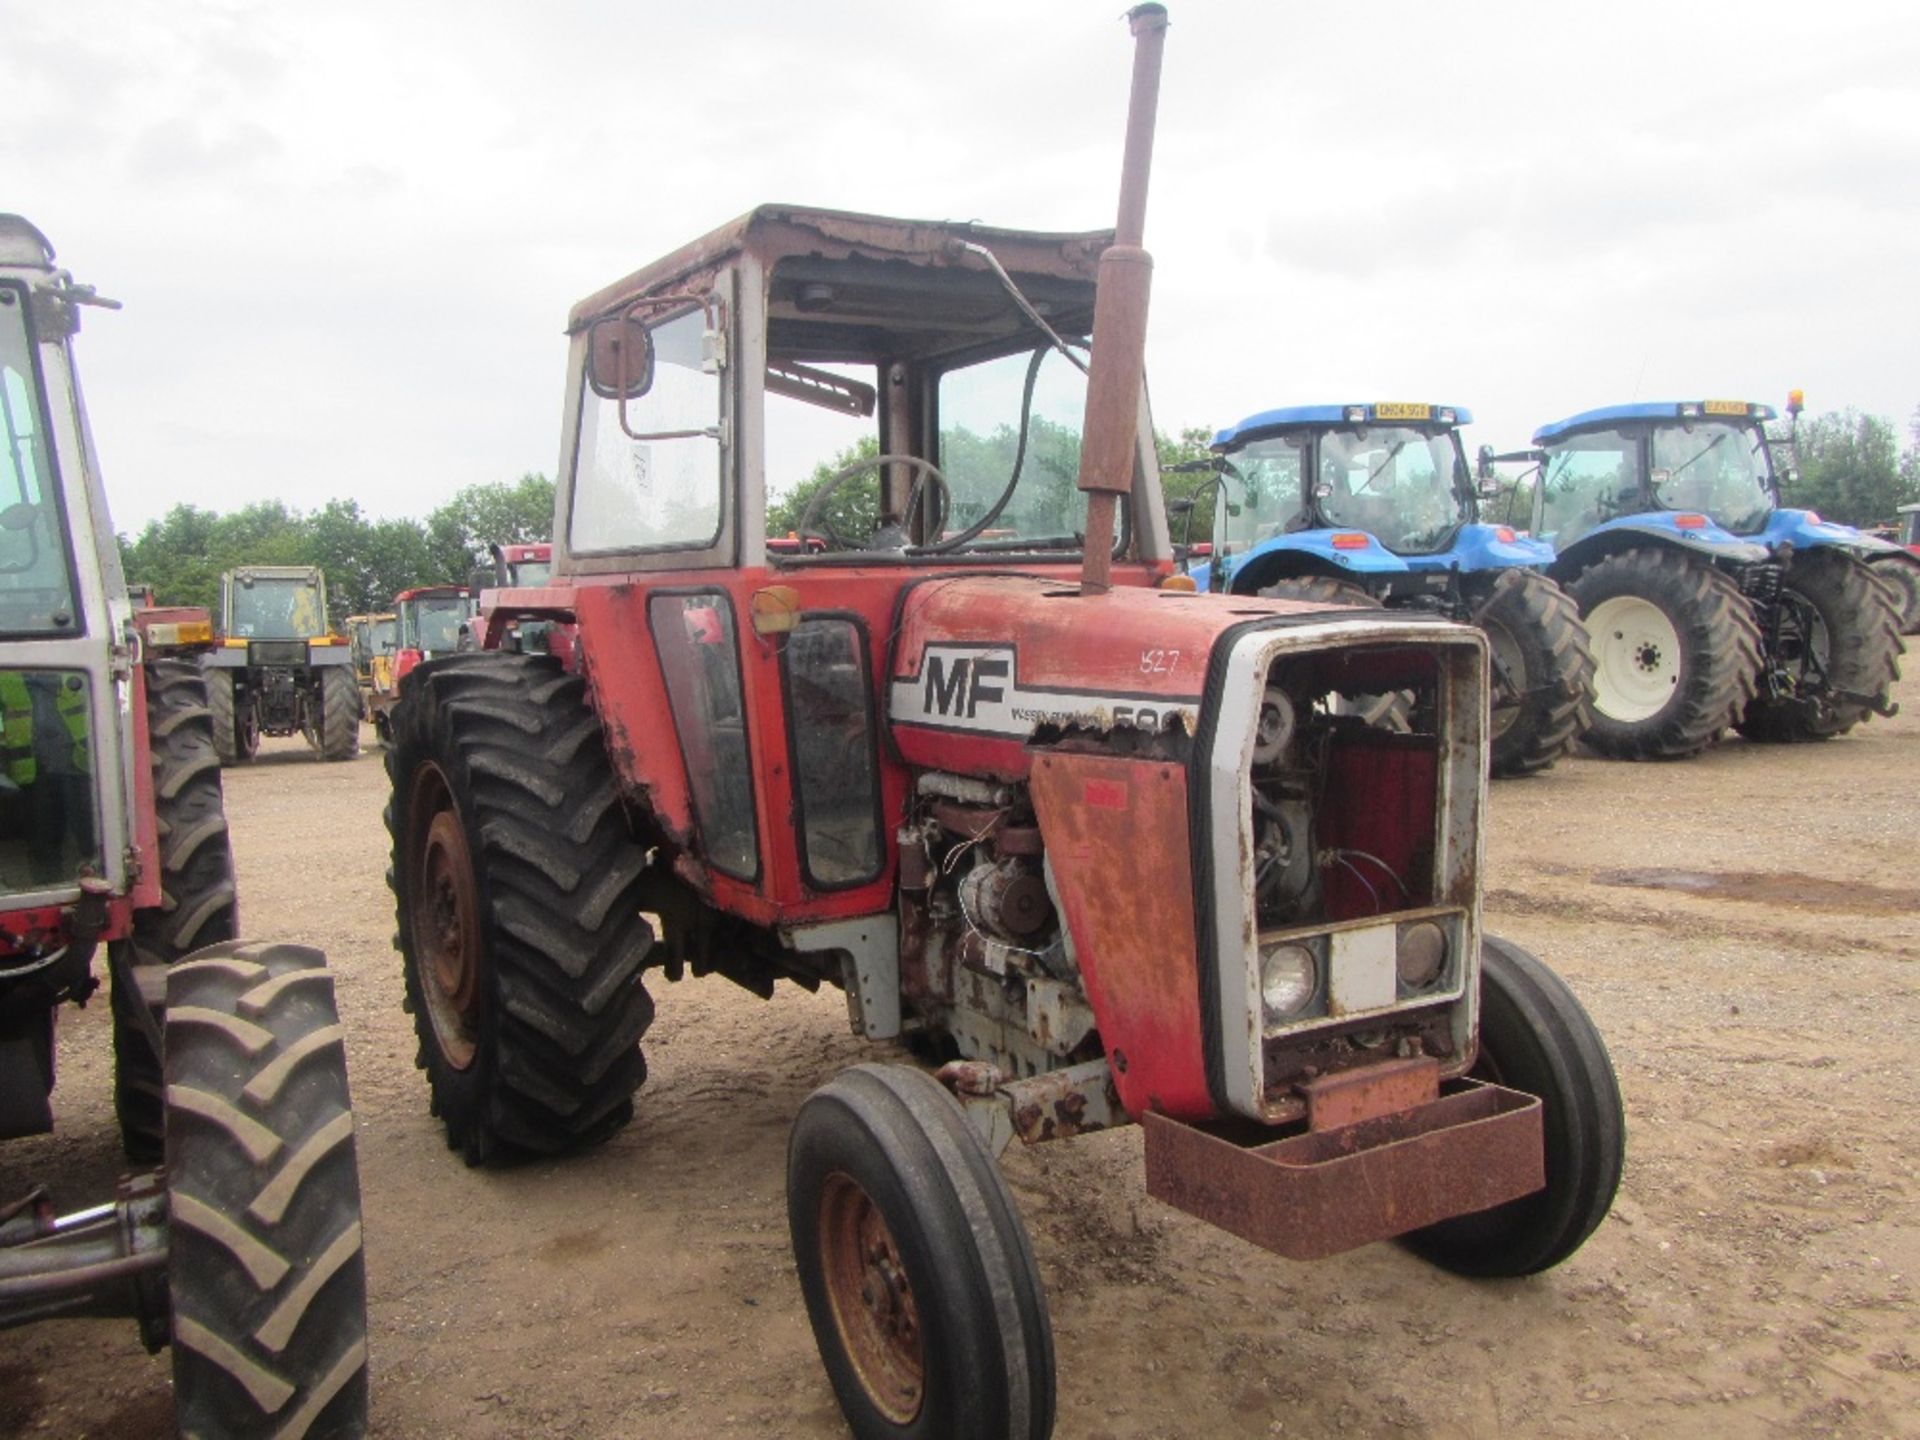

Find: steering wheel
[798,453,951,551]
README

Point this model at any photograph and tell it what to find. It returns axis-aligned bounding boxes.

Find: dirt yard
[5,673,1917,1440]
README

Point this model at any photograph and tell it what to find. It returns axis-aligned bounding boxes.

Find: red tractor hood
[887,575,1316,779]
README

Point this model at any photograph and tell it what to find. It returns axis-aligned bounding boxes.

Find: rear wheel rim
[817,1171,924,1425]
[1586,595,1681,723]
[409,764,482,1070]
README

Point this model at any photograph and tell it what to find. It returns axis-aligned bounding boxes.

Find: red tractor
[386,11,1621,1434]
[0,215,366,1436]
[369,582,477,743]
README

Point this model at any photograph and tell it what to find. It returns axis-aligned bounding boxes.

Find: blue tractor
[1519,398,1905,755]
[1185,402,1594,777]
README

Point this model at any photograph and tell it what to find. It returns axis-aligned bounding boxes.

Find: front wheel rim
[817,1171,924,1424]
[1585,594,1683,723]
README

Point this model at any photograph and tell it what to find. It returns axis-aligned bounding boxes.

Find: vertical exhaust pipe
[1078,3,1169,594]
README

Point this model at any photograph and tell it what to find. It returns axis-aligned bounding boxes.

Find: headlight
[1260,942,1317,1022]
[1396,920,1447,990]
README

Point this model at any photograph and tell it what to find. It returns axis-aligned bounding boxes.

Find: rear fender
[1550,516,1769,580]
[1223,531,1410,595]
[1436,523,1555,573]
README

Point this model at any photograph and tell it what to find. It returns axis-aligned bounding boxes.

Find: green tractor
[203,565,360,764]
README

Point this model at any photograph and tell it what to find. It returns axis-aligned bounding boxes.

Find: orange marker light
[1159,573,1197,592]
[1331,533,1370,550]
[1674,513,1707,529]
[1496,527,1517,543]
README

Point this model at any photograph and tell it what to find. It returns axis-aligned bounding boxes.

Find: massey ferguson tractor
[384,11,1621,1435]
[0,215,366,1436]
[205,564,361,763]
[1186,402,1594,777]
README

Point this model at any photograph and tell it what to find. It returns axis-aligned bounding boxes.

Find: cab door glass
[0,669,99,895]
[0,289,82,637]
[1538,429,1643,544]
[783,617,881,887]
[648,593,758,880]
[572,308,722,554]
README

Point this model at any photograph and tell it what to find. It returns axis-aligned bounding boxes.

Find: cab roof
[1534,401,1777,445]
[0,214,56,270]
[566,204,1112,349]
[1213,403,1471,449]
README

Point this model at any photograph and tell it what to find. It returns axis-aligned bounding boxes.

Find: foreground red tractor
[0,215,366,1436]
[387,10,1621,1434]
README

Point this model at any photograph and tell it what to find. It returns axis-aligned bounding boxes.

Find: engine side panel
[1029,751,1211,1121]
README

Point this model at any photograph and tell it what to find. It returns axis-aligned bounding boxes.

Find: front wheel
[1868,556,1920,636]
[1468,569,1595,778]
[164,942,369,1438]
[1567,548,1760,760]
[1737,548,1905,742]
[788,1064,1055,1440]
[1402,935,1624,1277]
[204,665,242,767]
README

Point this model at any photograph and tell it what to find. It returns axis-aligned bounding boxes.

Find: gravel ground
[4,671,1917,1439]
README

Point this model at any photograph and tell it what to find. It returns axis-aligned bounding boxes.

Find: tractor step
[1142,1078,1544,1260]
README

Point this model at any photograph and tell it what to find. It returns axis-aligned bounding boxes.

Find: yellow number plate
[1703,399,1749,416]
[1373,402,1431,421]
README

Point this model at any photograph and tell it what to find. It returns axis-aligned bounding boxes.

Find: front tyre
[1737,548,1905,742]
[1403,935,1624,1278]
[164,943,369,1438]
[1468,569,1595,778]
[789,1065,1055,1440]
[385,653,655,1165]
[1567,548,1760,760]
[1867,555,1920,636]
[204,664,242,767]
[115,658,239,1162]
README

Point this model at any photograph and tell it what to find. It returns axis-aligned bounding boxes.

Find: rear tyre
[1566,548,1760,760]
[115,658,239,1162]
[1403,935,1624,1278]
[164,942,369,1439]
[1737,548,1906,742]
[788,1064,1055,1440]
[1868,556,1920,635]
[1469,569,1595,778]
[317,667,361,761]
[205,665,241,767]
[385,653,655,1165]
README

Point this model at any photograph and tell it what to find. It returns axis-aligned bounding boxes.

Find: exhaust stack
[1077,3,1169,594]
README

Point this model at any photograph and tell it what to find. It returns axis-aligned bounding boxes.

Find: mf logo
[923,651,1009,719]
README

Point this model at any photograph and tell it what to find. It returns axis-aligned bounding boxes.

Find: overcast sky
[7,0,1917,535]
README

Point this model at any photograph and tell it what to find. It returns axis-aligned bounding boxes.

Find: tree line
[119,403,1916,626]
[118,473,555,621]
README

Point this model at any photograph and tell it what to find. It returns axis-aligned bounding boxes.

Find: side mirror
[1475,443,1496,483]
[589,312,655,400]
[1167,497,1196,517]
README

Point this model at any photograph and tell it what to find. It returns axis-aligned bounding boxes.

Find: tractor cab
[0,215,140,929]
[392,584,474,682]
[1190,403,1590,777]
[1531,400,1781,553]
[1197,403,1551,596]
